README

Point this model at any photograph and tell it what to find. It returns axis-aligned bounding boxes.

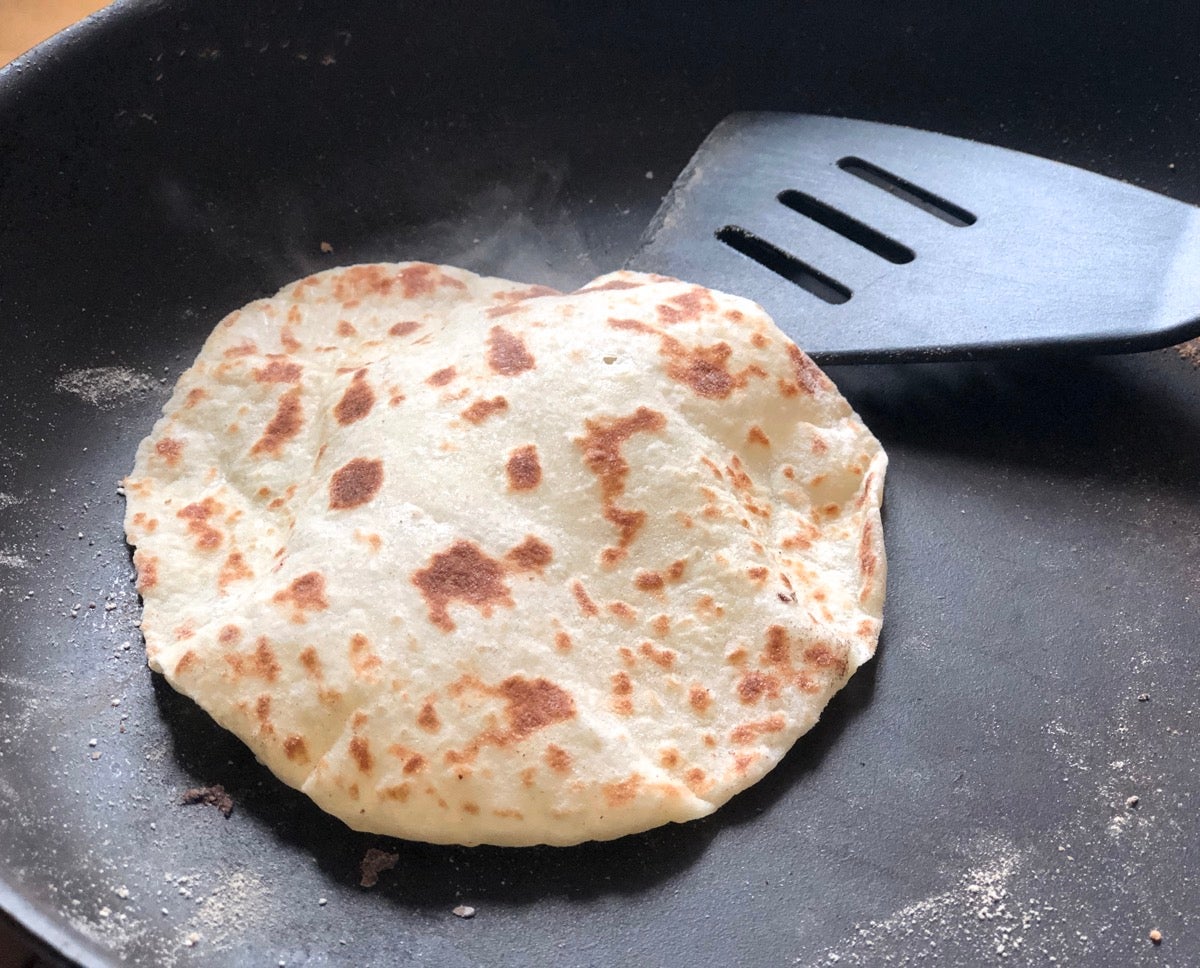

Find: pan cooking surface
[1,2,1198,965]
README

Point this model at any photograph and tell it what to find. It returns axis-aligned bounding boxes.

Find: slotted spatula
[626,113,1200,363]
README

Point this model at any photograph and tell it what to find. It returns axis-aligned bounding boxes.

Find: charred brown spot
[272,572,329,621]
[299,646,322,679]
[803,643,850,678]
[283,735,309,763]
[487,326,536,376]
[334,370,376,425]
[689,685,712,713]
[223,637,282,682]
[134,551,158,592]
[427,366,456,387]
[251,387,304,457]
[737,671,781,704]
[253,359,303,383]
[612,671,633,696]
[651,614,671,638]
[731,714,787,745]
[155,436,183,467]
[218,624,242,645]
[329,457,384,511]
[575,406,667,566]
[280,326,301,352]
[580,279,644,293]
[764,626,791,665]
[634,571,665,594]
[461,396,509,424]
[255,694,272,724]
[218,551,254,590]
[389,320,421,337]
[608,601,638,622]
[602,774,643,806]
[176,497,224,551]
[332,263,464,303]
[349,737,374,773]
[660,748,681,769]
[417,702,441,732]
[747,425,770,447]
[544,744,572,773]
[505,444,542,491]
[505,535,553,573]
[336,319,358,338]
[571,579,599,617]
[174,650,198,675]
[660,336,745,400]
[501,676,575,739]
[685,767,708,791]
[349,633,383,679]
[746,566,769,584]
[787,343,831,395]
[380,784,411,802]
[412,540,513,632]
[607,316,657,334]
[656,287,717,325]
[224,340,259,358]
[639,641,676,669]
[554,630,573,652]
[185,387,208,408]
[859,519,879,582]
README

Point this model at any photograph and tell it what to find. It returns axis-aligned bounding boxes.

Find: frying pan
[2,2,1198,965]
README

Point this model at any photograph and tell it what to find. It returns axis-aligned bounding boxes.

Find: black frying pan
[2,2,1198,965]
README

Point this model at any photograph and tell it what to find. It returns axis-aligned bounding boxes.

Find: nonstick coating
[1,2,1198,965]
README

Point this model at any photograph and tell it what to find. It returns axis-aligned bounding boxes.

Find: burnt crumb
[359,847,399,888]
[181,784,234,818]
[320,241,334,254]
[1137,692,1151,702]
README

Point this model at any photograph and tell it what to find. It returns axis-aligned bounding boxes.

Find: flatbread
[123,262,886,846]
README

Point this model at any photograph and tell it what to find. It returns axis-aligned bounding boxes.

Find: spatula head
[627,113,1200,363]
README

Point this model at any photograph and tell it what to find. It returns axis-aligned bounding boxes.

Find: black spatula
[626,114,1200,363]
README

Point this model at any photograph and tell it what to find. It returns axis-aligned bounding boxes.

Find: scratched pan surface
[1,2,1199,965]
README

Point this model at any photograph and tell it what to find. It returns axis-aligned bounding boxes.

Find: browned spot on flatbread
[283,735,309,763]
[660,748,681,769]
[280,326,301,352]
[737,670,781,704]
[272,572,329,622]
[731,713,787,745]
[504,535,553,573]
[298,646,322,679]
[349,633,383,680]
[174,650,198,675]
[747,425,770,447]
[650,614,671,637]
[336,319,358,338]
[218,551,253,590]
[349,737,374,773]
[746,566,769,585]
[505,444,542,491]
[462,396,508,424]
[803,643,849,678]
[380,784,411,802]
[689,684,712,713]
[554,630,572,652]
[487,326,536,376]
[575,406,667,567]
[334,369,376,425]
[639,641,677,669]
[333,263,465,304]
[634,571,665,594]
[155,436,183,467]
[608,601,638,622]
[660,336,740,399]
[389,320,421,337]
[254,694,272,726]
[607,316,657,334]
[134,551,158,592]
[580,279,644,293]
[329,457,384,510]
[412,540,513,632]
[223,637,282,682]
[253,359,303,383]
[427,366,456,388]
[176,497,224,551]
[602,774,643,806]
[417,702,441,732]
[444,675,577,765]
[217,625,241,646]
[859,519,879,584]
[250,387,303,457]
[780,343,832,397]
[223,340,258,358]
[544,744,572,773]
[571,579,599,617]
[185,387,208,408]
[656,287,717,325]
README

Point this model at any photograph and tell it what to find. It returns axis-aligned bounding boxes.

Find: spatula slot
[715,226,852,304]
[837,157,977,227]
[777,190,915,264]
